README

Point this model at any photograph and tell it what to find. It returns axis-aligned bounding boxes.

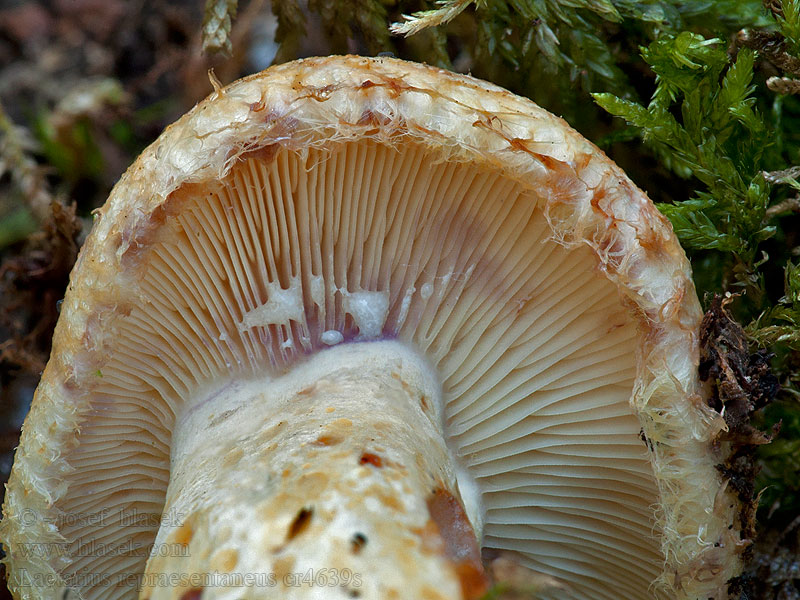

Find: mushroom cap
[1,55,742,600]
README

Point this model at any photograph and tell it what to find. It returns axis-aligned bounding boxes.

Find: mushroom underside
[42,139,666,600]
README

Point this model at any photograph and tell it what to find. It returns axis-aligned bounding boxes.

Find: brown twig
[763,166,800,184]
[763,0,784,19]
[767,75,800,94]
[766,197,800,218]
[738,29,800,77]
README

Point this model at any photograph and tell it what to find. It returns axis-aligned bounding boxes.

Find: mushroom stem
[140,341,487,600]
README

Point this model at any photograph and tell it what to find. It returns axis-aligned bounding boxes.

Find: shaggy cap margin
[0,55,743,599]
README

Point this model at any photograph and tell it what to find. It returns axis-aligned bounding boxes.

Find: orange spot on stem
[359,452,383,468]
[314,435,341,446]
[426,487,489,600]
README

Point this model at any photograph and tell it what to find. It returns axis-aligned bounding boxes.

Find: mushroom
[0,56,746,600]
